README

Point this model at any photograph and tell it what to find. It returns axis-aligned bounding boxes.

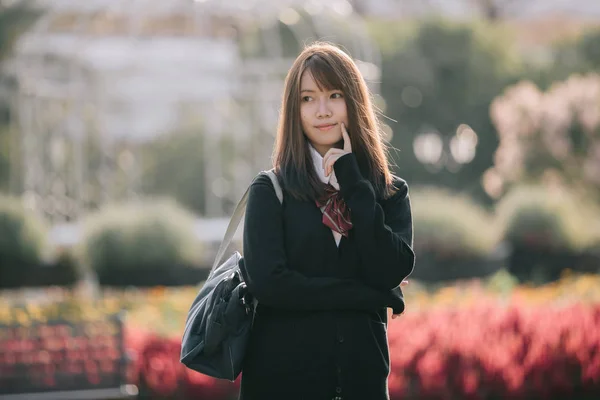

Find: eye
[331,92,344,99]
[301,96,312,102]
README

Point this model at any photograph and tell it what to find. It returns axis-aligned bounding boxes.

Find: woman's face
[299,71,349,157]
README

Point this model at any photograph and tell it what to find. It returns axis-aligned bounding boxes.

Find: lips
[315,123,337,131]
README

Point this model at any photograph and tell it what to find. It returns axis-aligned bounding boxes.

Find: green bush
[410,187,502,281]
[495,185,595,252]
[495,185,599,282]
[39,250,81,287]
[79,198,203,287]
[411,186,499,258]
[0,195,48,288]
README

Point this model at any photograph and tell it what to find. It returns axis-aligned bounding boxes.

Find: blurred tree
[0,0,39,62]
[579,29,600,69]
[140,130,207,216]
[386,0,537,22]
[468,0,522,21]
[0,1,40,193]
[487,74,600,201]
[527,28,600,90]
[369,19,521,203]
[348,0,368,16]
[0,125,8,193]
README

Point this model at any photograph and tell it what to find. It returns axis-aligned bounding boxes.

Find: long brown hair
[272,41,396,201]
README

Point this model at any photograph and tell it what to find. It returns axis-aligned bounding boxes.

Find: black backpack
[180,170,283,381]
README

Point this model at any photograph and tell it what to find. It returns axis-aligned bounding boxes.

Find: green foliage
[43,250,81,287]
[411,186,499,258]
[526,27,600,90]
[140,131,206,215]
[579,28,600,69]
[495,185,597,252]
[409,186,503,282]
[0,1,40,192]
[79,198,202,286]
[0,125,10,192]
[485,268,519,295]
[365,18,419,56]
[369,19,521,203]
[0,195,48,288]
[491,185,600,283]
[0,1,41,61]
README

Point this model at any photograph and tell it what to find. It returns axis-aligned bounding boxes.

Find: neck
[313,144,330,158]
[311,140,344,157]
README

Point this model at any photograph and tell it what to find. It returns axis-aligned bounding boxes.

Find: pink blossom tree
[484,73,600,199]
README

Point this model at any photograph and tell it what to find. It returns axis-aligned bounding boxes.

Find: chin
[314,141,342,151]
[314,132,342,145]
[320,138,342,146]
[305,129,343,152]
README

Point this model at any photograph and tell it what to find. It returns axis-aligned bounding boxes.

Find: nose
[316,98,332,118]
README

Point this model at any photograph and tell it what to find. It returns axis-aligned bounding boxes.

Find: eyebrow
[301,88,341,93]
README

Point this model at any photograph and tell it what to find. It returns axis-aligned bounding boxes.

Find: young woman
[240,42,415,400]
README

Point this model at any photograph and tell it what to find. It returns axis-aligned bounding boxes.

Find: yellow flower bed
[405,271,600,311]
[1,271,599,336]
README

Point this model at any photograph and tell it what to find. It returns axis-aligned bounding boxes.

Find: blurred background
[0,0,599,399]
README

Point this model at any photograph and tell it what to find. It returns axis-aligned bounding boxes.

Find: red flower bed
[124,327,240,399]
[125,303,600,399]
[387,302,600,399]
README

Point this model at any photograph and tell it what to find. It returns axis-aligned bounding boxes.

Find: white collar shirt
[308,144,342,246]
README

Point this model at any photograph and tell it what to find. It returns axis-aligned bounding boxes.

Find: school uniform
[239,150,415,400]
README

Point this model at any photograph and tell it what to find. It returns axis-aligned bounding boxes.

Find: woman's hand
[391,280,409,319]
[323,122,352,177]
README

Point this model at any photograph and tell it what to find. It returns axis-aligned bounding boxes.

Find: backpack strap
[211,169,283,272]
[263,170,283,204]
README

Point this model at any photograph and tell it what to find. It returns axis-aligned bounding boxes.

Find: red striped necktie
[315,184,353,237]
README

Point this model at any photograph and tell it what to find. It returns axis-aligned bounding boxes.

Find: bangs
[303,55,344,92]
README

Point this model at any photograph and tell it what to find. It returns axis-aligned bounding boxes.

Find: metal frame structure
[8,0,381,222]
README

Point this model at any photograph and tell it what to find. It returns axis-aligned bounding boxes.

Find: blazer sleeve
[242,174,403,311]
[333,153,416,291]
